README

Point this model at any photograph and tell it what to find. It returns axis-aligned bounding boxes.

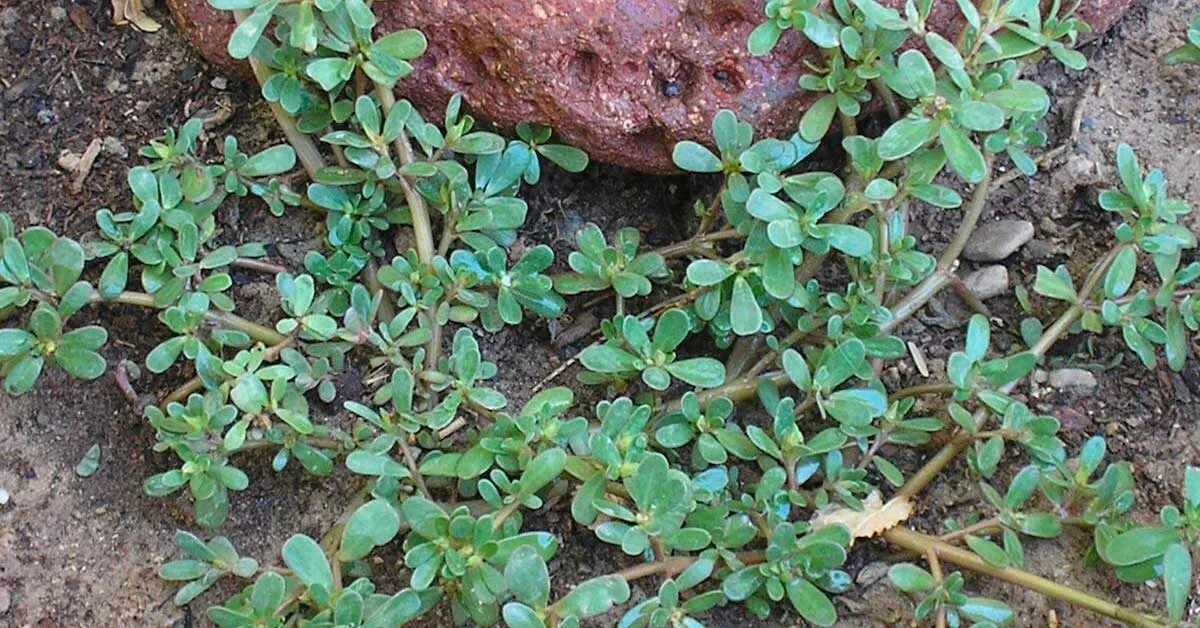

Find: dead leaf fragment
[111,0,161,32]
[59,138,103,194]
[69,5,94,32]
[811,491,913,544]
[908,340,929,378]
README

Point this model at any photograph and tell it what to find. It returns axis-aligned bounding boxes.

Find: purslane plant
[0,0,1196,626]
[554,223,669,300]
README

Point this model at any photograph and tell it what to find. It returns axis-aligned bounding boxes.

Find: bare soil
[1,1,1199,626]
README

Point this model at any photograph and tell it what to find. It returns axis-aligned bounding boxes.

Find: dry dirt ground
[1,0,1199,626]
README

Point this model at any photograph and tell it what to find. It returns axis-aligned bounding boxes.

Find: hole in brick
[650,50,694,99]
[712,62,744,93]
[567,50,600,87]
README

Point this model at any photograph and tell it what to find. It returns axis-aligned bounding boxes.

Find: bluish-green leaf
[878,118,936,160]
[227,0,279,60]
[339,500,401,561]
[1163,542,1192,623]
[672,142,722,173]
[940,123,987,184]
[730,275,762,336]
[888,563,934,593]
[666,358,726,389]
[1102,526,1178,566]
[1103,246,1137,299]
[747,21,783,56]
[282,534,333,592]
[785,578,836,627]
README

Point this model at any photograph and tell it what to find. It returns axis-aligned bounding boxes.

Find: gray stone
[963,265,1009,300]
[0,588,9,615]
[0,486,7,505]
[964,220,1035,262]
[1049,368,1099,394]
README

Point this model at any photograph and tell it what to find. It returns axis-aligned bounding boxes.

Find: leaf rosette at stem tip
[579,309,726,391]
[554,223,668,299]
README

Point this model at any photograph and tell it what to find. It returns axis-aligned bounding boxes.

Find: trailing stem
[883,527,1165,627]
[372,85,443,375]
[373,86,436,266]
[896,242,1120,500]
[96,291,286,345]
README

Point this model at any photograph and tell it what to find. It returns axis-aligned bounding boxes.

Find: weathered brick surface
[169,0,1137,172]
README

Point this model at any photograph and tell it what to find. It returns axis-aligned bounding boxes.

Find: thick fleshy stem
[611,550,767,583]
[232,10,326,180]
[653,228,743,259]
[926,547,948,628]
[937,156,996,273]
[96,291,286,345]
[372,86,442,375]
[883,527,1165,627]
[879,156,997,335]
[374,86,436,266]
[232,257,287,274]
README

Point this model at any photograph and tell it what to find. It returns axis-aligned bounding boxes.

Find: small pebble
[1049,368,1099,394]
[211,76,228,90]
[50,6,67,20]
[0,486,8,505]
[856,561,890,586]
[963,265,1009,300]
[964,220,1035,262]
[58,149,82,170]
[1063,155,1101,185]
[101,136,127,158]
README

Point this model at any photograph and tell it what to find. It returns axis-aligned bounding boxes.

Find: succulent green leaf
[227,0,279,59]
[786,578,836,627]
[672,142,722,173]
[282,534,333,593]
[75,443,101,477]
[888,563,934,593]
[339,500,402,561]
